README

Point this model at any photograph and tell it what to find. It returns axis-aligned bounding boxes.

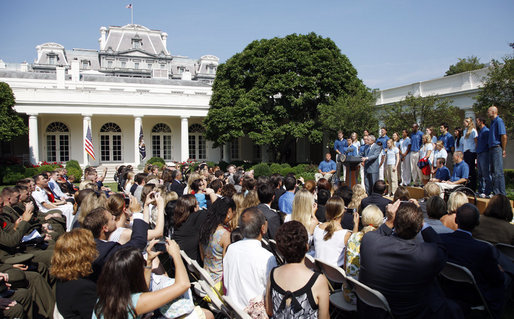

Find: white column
[223,144,230,163]
[28,114,39,165]
[180,116,189,161]
[82,115,92,166]
[134,116,142,166]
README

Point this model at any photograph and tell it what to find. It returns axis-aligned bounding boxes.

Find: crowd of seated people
[0,153,512,319]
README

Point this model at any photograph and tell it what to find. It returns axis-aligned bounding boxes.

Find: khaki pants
[410,151,422,185]
[385,164,398,195]
[315,173,333,182]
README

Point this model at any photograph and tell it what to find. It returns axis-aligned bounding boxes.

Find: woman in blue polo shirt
[462,117,478,190]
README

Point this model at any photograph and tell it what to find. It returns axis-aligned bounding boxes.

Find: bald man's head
[487,106,498,119]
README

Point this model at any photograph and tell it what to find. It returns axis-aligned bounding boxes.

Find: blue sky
[1,0,512,89]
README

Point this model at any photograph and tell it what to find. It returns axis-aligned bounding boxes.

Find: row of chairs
[305,254,498,319]
[180,250,251,319]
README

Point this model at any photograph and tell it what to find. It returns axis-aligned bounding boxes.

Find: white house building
[0,24,229,168]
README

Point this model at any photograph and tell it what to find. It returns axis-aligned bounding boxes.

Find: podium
[340,155,362,187]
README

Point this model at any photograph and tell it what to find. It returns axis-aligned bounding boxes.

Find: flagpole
[131,6,134,25]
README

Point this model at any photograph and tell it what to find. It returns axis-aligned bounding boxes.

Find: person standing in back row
[410,124,424,187]
[488,106,507,196]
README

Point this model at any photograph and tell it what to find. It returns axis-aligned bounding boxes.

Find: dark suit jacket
[257,203,281,240]
[440,230,506,315]
[271,188,286,211]
[56,277,97,319]
[359,224,460,319]
[91,219,148,281]
[364,143,381,174]
[169,179,186,196]
[360,193,391,215]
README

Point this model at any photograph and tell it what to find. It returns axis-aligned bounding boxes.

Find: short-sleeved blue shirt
[435,166,451,181]
[438,132,455,153]
[278,191,295,214]
[451,161,469,182]
[477,126,490,154]
[488,116,506,148]
[334,138,348,154]
[318,160,336,173]
[360,144,369,156]
[377,135,389,150]
[410,131,424,152]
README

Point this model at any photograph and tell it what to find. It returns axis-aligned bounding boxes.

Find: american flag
[85,125,96,160]
[139,125,146,160]
[126,4,132,9]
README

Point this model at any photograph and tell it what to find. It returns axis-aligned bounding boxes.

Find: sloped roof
[103,24,169,56]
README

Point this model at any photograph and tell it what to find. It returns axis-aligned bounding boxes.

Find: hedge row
[0,160,83,185]
[251,163,317,181]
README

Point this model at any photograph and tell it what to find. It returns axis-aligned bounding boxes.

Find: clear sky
[1,0,512,90]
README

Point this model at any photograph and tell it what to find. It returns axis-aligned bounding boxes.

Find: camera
[153,241,167,252]
[123,195,130,206]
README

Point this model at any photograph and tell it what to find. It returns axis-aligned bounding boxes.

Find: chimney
[181,71,192,81]
[56,66,65,88]
[99,26,107,50]
[20,62,29,72]
[161,32,168,54]
[71,60,80,82]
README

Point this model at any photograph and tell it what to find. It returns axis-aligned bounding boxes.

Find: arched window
[151,123,172,160]
[46,122,70,162]
[100,122,122,162]
[188,124,206,160]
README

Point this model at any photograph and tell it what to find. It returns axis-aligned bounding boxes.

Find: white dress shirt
[223,238,277,310]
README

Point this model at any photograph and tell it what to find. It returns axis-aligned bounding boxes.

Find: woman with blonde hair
[425,127,438,144]
[462,117,478,190]
[74,191,107,228]
[51,228,98,318]
[124,171,135,195]
[419,134,434,184]
[313,196,359,266]
[441,191,468,230]
[288,189,319,237]
[348,184,367,211]
[344,204,384,304]
[229,193,245,231]
[242,190,260,209]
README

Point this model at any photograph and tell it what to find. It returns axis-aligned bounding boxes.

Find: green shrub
[280,163,291,169]
[505,169,514,188]
[297,172,315,182]
[252,163,271,177]
[66,160,81,170]
[269,163,283,174]
[218,161,229,171]
[147,157,165,164]
[2,172,25,185]
[280,167,296,176]
[66,167,83,182]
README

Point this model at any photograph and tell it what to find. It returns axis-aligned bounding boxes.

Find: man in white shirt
[223,207,277,310]
[32,174,75,231]
[399,129,412,186]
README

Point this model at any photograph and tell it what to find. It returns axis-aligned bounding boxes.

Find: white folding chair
[222,295,252,319]
[180,250,199,281]
[314,258,357,313]
[190,259,217,289]
[346,276,394,319]
[197,280,230,317]
[439,262,494,319]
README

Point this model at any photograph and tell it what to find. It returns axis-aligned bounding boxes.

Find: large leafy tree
[318,87,378,141]
[473,48,513,135]
[445,56,486,76]
[204,32,368,162]
[382,93,463,135]
[0,82,27,141]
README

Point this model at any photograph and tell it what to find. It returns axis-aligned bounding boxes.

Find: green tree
[204,33,368,162]
[382,93,463,135]
[0,82,27,141]
[318,87,378,141]
[445,56,486,76]
[473,52,513,135]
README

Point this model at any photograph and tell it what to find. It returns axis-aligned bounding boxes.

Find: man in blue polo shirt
[334,130,348,184]
[410,123,424,186]
[476,117,492,197]
[436,151,469,194]
[439,123,455,169]
[377,127,389,181]
[430,158,450,182]
[315,152,337,182]
[488,106,507,195]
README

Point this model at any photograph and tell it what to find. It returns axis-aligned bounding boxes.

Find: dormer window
[47,54,58,65]
[207,65,216,74]
[131,37,142,49]
[178,66,186,74]
[81,60,90,69]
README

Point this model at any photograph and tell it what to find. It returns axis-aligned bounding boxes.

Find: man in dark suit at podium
[361,135,382,195]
